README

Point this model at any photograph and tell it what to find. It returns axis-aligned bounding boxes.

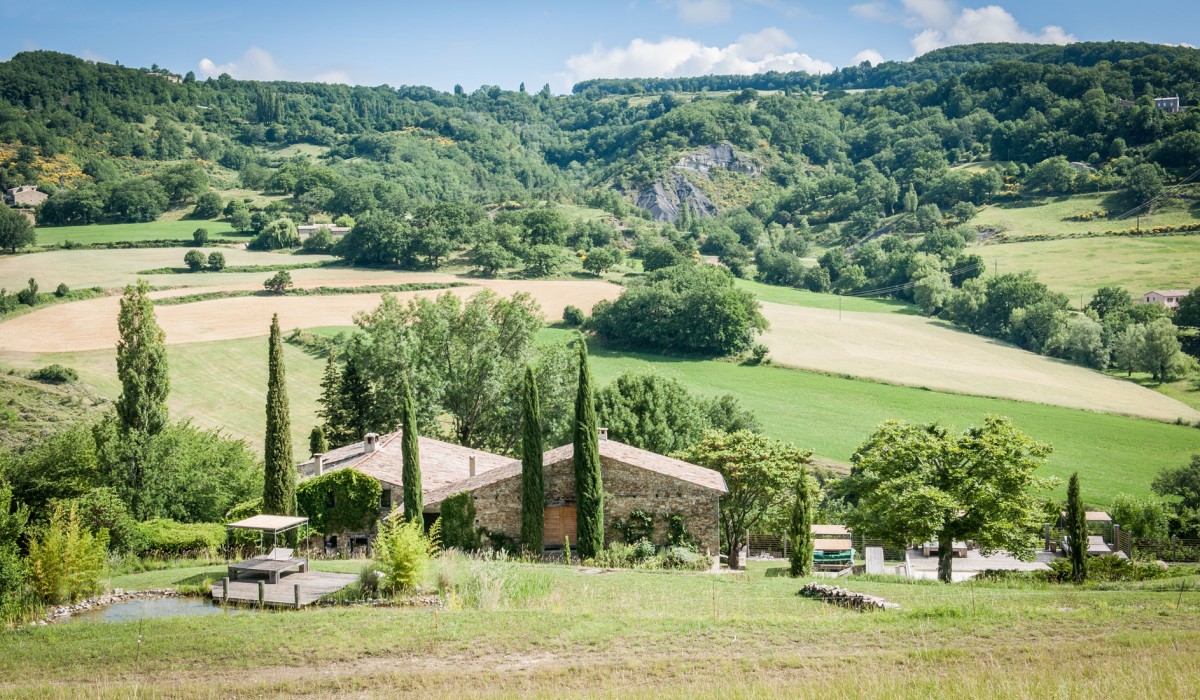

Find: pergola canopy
[227,515,309,533]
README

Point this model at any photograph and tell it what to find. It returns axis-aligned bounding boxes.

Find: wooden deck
[209,570,357,607]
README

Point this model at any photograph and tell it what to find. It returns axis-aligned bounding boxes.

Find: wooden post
[222,576,230,604]
[257,580,265,608]
[294,583,301,609]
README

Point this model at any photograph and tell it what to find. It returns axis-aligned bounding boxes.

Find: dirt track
[0,277,620,352]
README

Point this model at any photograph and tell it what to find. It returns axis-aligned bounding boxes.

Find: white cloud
[311,70,352,84]
[196,46,356,85]
[673,0,733,24]
[561,28,834,89]
[855,1,1075,57]
[851,48,886,66]
[850,2,895,22]
[197,46,282,80]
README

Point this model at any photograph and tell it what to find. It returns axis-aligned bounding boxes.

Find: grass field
[4,558,1200,698]
[0,247,329,291]
[32,219,242,246]
[736,278,915,314]
[0,337,325,455]
[561,332,1200,502]
[982,235,1200,301]
[974,192,1200,240]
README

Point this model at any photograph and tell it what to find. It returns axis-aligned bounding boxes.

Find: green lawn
[982,235,1200,301]
[974,191,1200,240]
[539,329,1200,503]
[736,278,917,314]
[5,557,1200,698]
[34,220,242,246]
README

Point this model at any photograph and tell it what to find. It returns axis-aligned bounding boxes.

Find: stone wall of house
[466,455,721,554]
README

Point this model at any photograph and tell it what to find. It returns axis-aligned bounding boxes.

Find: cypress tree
[317,353,346,443]
[400,380,422,523]
[338,336,375,440]
[1066,472,1088,583]
[520,366,544,554]
[573,337,604,558]
[309,426,328,455]
[788,469,815,577]
[114,279,169,518]
[263,314,296,522]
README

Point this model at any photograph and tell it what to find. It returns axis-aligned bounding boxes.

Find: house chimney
[313,453,325,476]
[598,427,608,440]
[469,455,477,477]
[364,433,378,454]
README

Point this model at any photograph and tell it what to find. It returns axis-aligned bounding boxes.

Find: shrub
[192,228,209,246]
[372,518,433,593]
[64,487,143,554]
[301,227,334,253]
[207,251,226,271]
[193,192,222,220]
[747,343,770,365]
[16,278,37,306]
[184,250,206,272]
[666,513,697,549]
[263,270,294,293]
[27,505,108,604]
[440,492,482,551]
[614,509,654,544]
[54,283,69,298]
[133,519,225,557]
[30,364,78,384]
[561,305,585,327]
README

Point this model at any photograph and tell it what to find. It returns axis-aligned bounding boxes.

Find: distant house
[148,71,181,84]
[297,223,351,239]
[298,427,728,556]
[1068,161,1096,172]
[4,185,47,208]
[1154,95,1182,113]
[1140,289,1192,309]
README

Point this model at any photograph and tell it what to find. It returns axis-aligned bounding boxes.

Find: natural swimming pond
[66,597,251,623]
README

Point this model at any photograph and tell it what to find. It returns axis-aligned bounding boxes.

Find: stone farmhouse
[1140,289,1191,309]
[297,223,351,239]
[4,184,47,208]
[296,428,727,554]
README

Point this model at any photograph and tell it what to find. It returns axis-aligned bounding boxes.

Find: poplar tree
[1066,472,1088,583]
[400,381,423,522]
[573,337,604,558]
[317,353,346,442]
[788,468,816,577]
[263,314,296,521]
[114,279,170,518]
[520,366,544,554]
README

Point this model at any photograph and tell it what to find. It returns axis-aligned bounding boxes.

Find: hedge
[133,519,226,556]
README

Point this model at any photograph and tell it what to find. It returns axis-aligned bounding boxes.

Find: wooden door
[543,505,577,548]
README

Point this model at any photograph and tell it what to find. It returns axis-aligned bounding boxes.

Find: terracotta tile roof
[296,430,510,494]
[423,438,727,509]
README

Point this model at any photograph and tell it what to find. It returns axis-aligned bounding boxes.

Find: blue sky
[2,1,1197,92]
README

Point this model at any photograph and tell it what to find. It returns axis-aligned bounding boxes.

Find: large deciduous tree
[520,366,544,554]
[0,203,35,252]
[573,337,604,558]
[676,430,811,570]
[843,417,1052,583]
[1065,472,1088,583]
[353,289,571,452]
[263,314,296,522]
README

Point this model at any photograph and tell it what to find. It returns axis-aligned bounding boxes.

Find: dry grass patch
[759,301,1200,423]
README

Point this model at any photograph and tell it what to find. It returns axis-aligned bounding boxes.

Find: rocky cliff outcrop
[633,144,760,223]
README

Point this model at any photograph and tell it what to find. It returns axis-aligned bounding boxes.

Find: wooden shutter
[543,505,578,548]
